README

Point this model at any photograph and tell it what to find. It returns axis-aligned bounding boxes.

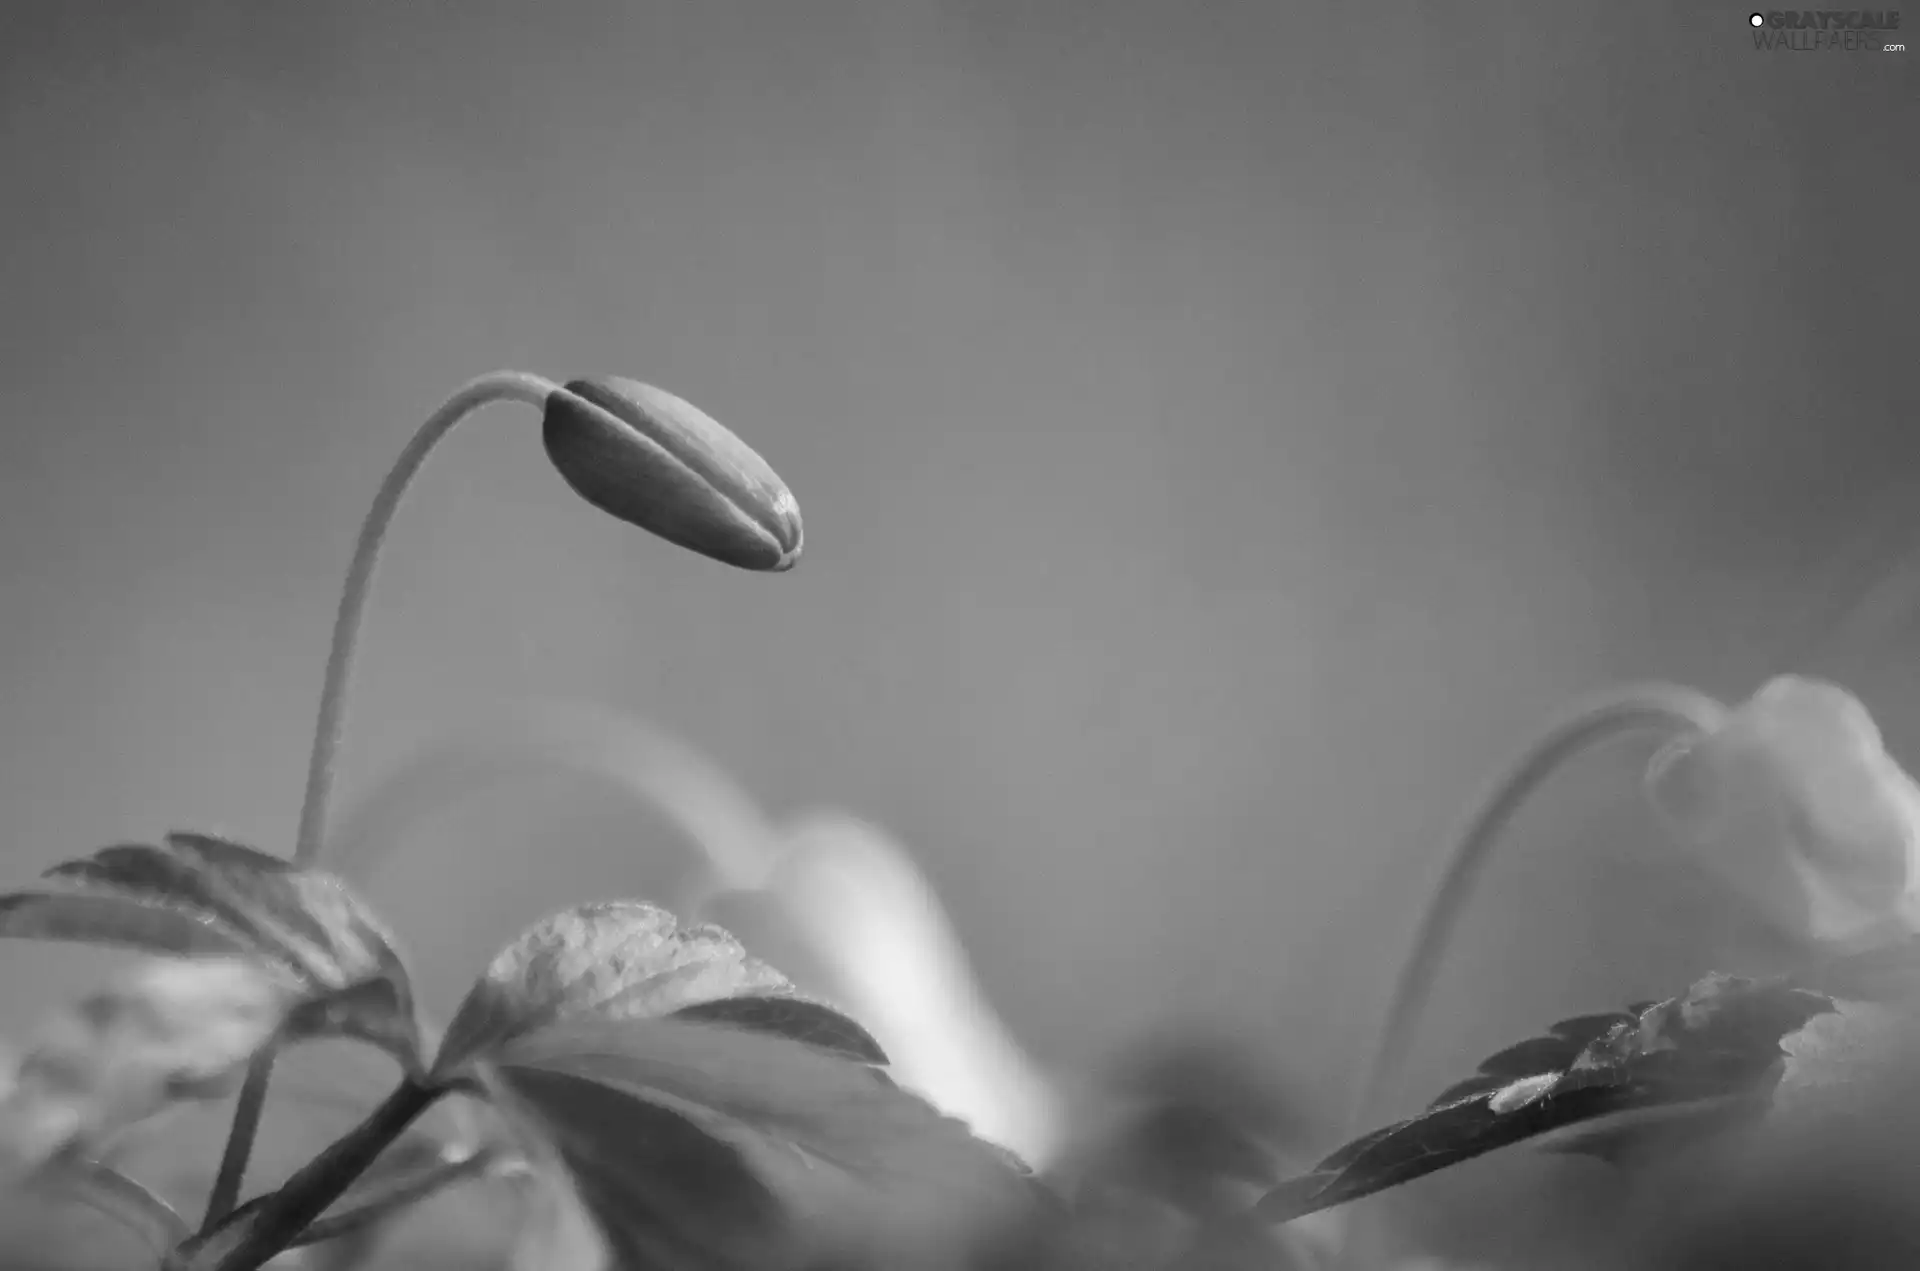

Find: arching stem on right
[1348,682,1730,1136]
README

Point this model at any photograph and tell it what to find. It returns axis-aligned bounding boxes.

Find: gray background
[0,1,1913,1255]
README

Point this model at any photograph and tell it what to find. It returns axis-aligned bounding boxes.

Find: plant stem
[1348,683,1729,1135]
[293,370,561,868]
[283,1144,503,1251]
[202,371,560,1230]
[181,1078,444,1271]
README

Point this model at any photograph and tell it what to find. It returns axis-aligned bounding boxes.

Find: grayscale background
[0,1,1912,1264]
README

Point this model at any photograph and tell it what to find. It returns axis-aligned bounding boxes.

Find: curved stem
[294,370,560,868]
[202,371,560,1231]
[1348,682,1729,1136]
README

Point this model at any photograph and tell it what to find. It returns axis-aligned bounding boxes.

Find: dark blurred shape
[1081,1031,1313,1206]
[542,377,803,572]
[1045,1032,1316,1270]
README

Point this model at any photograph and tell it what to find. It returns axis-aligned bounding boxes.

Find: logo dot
[1749,11,1765,24]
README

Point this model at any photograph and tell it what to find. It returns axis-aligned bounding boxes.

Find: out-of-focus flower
[332,706,1063,1169]
[753,812,1069,1170]
[541,376,802,572]
[1645,675,1920,945]
[0,956,298,1184]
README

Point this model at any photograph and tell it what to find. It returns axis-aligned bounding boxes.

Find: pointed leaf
[1258,973,1835,1224]
[1,833,418,1065]
[433,901,883,1079]
[1258,1085,1759,1225]
[490,1016,1042,1270]
[30,1156,190,1254]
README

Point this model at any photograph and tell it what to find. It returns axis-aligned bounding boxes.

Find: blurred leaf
[1,957,308,1182]
[0,833,420,1065]
[1257,973,1835,1224]
[505,1160,611,1271]
[29,1154,190,1254]
[490,1016,1044,1270]
[1796,932,1920,1004]
[431,900,884,1078]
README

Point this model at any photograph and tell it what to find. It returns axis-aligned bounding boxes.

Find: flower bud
[542,377,802,572]
[1645,675,1920,944]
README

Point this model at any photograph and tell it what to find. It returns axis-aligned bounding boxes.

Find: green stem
[182,1078,444,1271]
[1348,682,1729,1135]
[202,371,560,1230]
[286,1144,503,1250]
[295,371,561,868]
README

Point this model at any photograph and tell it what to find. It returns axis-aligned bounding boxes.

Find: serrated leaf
[432,900,885,1079]
[1424,1013,1634,1109]
[1257,973,1835,1225]
[490,1016,1043,1270]
[46,834,398,985]
[0,833,419,1065]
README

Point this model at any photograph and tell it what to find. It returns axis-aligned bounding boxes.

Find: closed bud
[542,377,802,572]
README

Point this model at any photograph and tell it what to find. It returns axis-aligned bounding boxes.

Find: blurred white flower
[1645,675,1920,945]
[333,703,1069,1174]
[757,811,1069,1170]
[0,955,298,1184]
